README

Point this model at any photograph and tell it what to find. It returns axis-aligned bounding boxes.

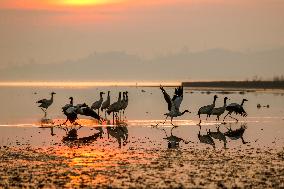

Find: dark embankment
[182,81,284,89]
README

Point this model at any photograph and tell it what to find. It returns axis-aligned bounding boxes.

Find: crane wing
[172,97,182,111]
[172,86,183,111]
[82,107,101,120]
[37,99,47,104]
[160,86,172,111]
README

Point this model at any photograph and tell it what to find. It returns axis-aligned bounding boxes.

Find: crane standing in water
[223,99,248,122]
[37,92,56,118]
[211,97,229,121]
[197,95,218,125]
[91,92,105,116]
[120,91,129,120]
[101,91,110,119]
[107,92,123,125]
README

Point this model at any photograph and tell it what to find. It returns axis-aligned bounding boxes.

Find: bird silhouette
[37,92,56,118]
[211,97,229,121]
[120,91,129,120]
[107,92,123,125]
[91,92,105,116]
[223,99,248,122]
[101,91,110,118]
[197,95,218,125]
[156,86,190,127]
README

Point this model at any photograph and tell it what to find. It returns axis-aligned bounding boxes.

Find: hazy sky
[0,0,284,68]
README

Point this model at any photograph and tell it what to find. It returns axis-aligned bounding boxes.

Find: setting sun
[56,0,119,6]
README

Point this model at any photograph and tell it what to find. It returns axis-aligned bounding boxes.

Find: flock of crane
[36,86,248,126]
[155,86,247,127]
[37,91,129,125]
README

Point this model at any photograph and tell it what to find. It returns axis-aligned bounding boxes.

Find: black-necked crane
[37,92,56,118]
[197,95,218,125]
[62,97,73,112]
[62,97,79,125]
[101,91,110,118]
[107,92,122,124]
[211,97,229,121]
[120,91,129,120]
[223,99,248,122]
[62,97,102,126]
[91,92,105,116]
[156,86,190,127]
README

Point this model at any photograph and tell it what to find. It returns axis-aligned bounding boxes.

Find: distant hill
[0,48,283,81]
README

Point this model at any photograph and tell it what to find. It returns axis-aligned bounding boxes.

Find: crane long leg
[241,137,249,144]
[198,119,202,126]
[123,110,125,121]
[102,110,108,120]
[113,113,115,125]
[50,127,55,136]
[170,118,178,127]
[61,119,69,126]
[74,121,82,127]
[107,126,110,139]
[223,112,230,122]
[197,114,202,126]
[41,108,47,118]
[152,116,168,127]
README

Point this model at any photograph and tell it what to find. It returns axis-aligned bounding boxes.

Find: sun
[58,0,116,6]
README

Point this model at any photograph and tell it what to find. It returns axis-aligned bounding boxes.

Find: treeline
[249,75,284,82]
[182,78,284,89]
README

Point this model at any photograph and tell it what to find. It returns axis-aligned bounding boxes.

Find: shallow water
[0,86,283,188]
[0,86,283,148]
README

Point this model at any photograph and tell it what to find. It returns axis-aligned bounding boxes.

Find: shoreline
[182,81,284,90]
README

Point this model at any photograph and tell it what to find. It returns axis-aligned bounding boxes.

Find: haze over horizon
[0,0,283,81]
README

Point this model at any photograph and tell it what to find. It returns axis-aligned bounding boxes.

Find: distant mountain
[0,48,283,81]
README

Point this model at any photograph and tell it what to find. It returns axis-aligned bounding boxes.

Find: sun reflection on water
[51,146,158,187]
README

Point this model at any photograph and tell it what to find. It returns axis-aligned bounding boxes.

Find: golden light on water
[0,81,181,88]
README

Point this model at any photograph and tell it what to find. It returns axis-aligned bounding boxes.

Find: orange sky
[1,0,122,9]
[0,0,283,74]
[0,0,173,9]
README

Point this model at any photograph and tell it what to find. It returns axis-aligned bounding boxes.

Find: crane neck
[213,97,217,106]
[224,98,228,107]
[100,93,104,100]
[118,93,122,102]
[181,110,189,115]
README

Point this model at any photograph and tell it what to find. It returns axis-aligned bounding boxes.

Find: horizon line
[0,81,182,87]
